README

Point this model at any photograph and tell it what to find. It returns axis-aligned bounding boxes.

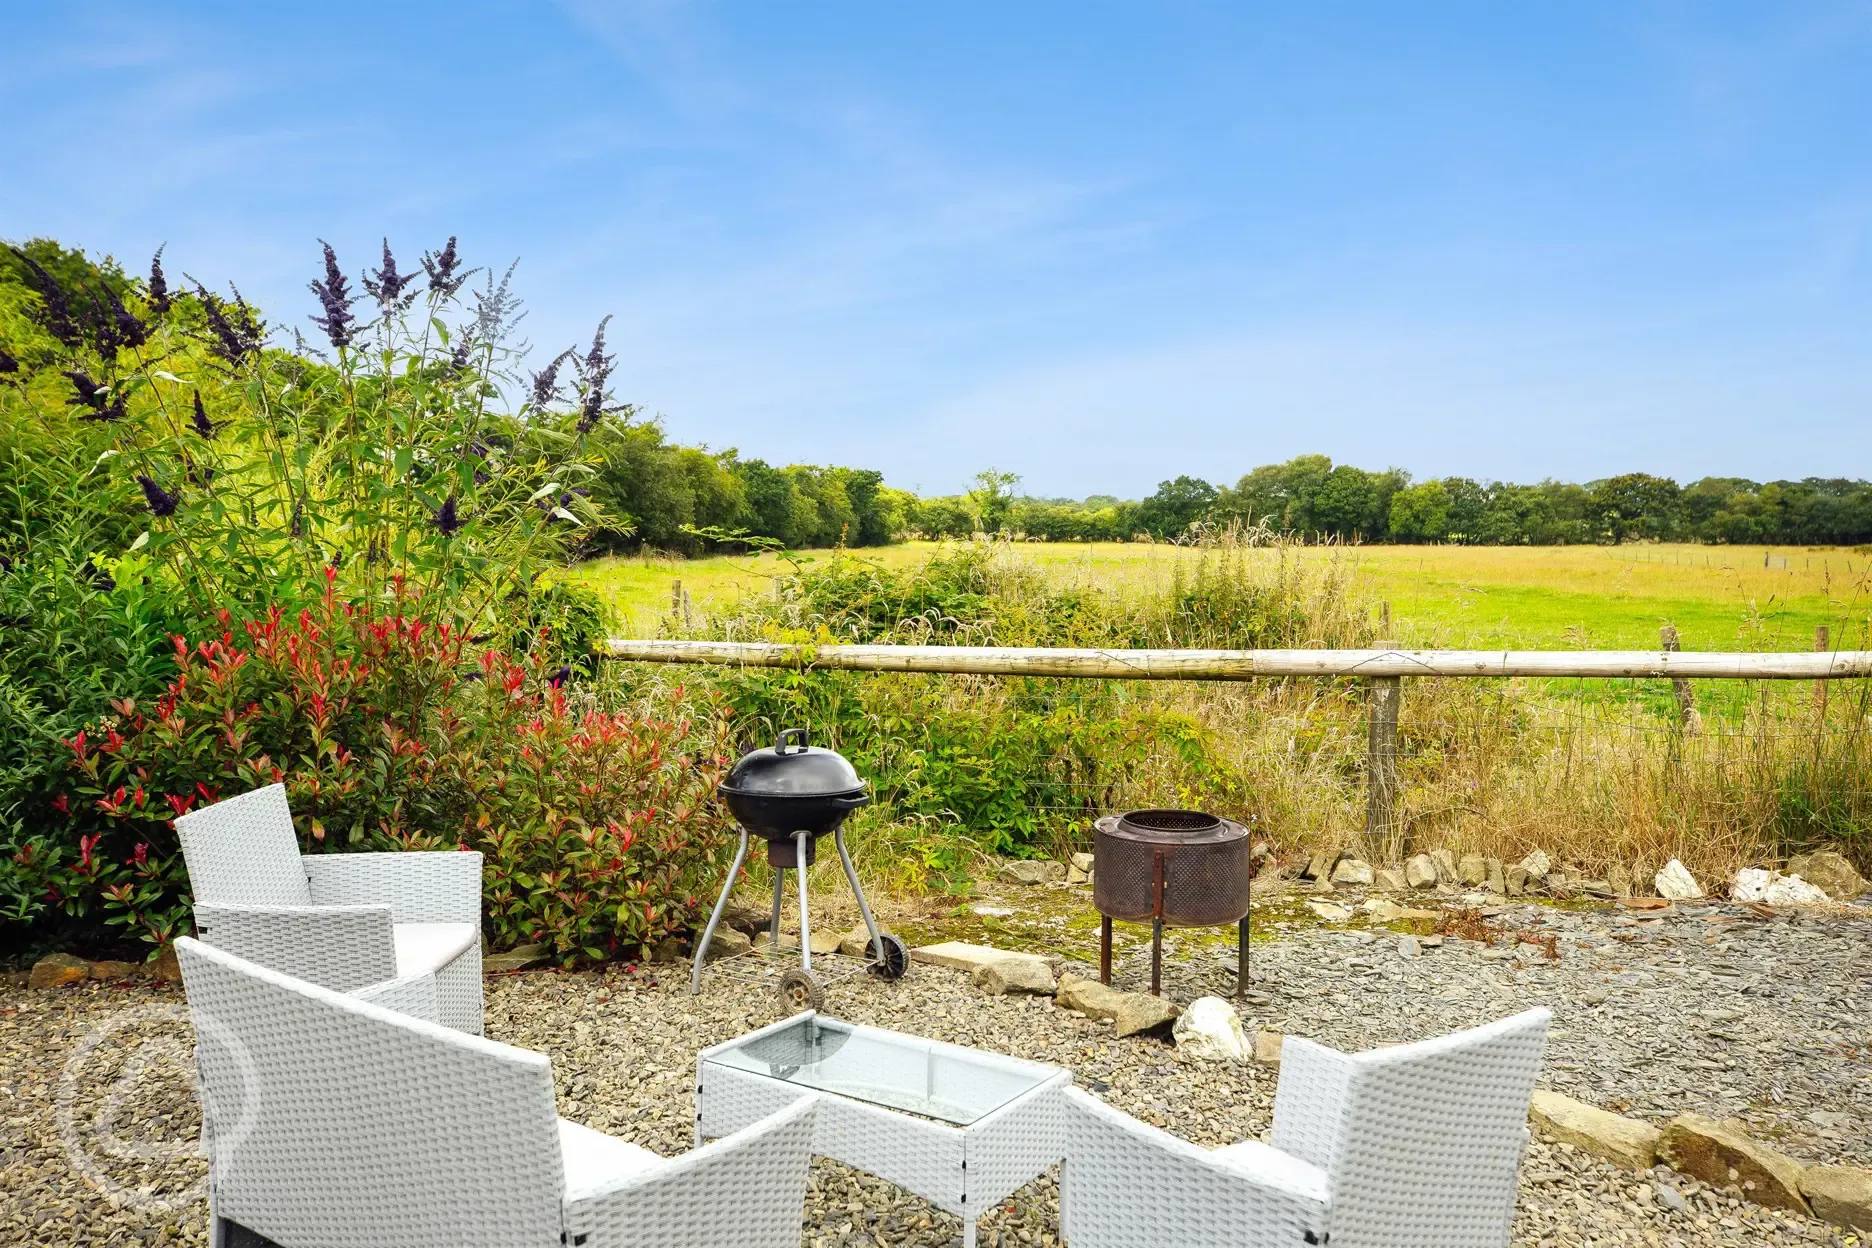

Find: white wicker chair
[175,783,485,1034]
[175,937,820,1248]
[1061,1007,1551,1248]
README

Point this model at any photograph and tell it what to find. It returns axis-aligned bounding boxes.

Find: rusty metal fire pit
[1093,809,1253,998]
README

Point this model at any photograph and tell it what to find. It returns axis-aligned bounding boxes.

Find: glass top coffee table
[697,1013,1070,1248]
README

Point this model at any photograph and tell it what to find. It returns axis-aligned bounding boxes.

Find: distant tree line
[908,457,1872,547]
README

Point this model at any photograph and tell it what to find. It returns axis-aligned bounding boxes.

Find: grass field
[570,540,1872,651]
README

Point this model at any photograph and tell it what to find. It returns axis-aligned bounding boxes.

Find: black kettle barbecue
[690,728,909,1010]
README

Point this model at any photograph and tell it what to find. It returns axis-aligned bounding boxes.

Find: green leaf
[129,532,149,552]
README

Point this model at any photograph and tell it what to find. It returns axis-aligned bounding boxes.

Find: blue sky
[4,2,1870,497]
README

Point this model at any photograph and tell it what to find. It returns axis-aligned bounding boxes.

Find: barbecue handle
[775,727,810,754]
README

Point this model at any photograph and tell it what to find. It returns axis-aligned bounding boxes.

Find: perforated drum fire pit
[1093,809,1253,998]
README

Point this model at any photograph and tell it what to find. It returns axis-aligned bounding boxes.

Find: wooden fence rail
[604,631,1856,860]
[604,638,1872,681]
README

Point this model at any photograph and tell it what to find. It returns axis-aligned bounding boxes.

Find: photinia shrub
[41,573,735,962]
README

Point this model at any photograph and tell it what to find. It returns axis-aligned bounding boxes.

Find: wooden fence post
[1815,625,1830,716]
[1366,636,1401,861]
[670,579,684,614]
[1660,625,1697,732]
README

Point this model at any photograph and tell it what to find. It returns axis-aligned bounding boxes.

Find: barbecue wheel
[777,968,825,1013]
[866,934,910,981]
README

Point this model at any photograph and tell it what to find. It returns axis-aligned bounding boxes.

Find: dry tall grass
[613,531,1872,893]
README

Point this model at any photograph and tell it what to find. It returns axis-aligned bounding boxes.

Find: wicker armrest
[564,1097,819,1247]
[303,850,484,924]
[192,903,397,992]
[350,970,443,1023]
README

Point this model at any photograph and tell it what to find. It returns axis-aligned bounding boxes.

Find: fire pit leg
[795,831,813,974]
[1150,920,1163,997]
[1099,915,1112,985]
[1237,915,1250,998]
[691,827,750,995]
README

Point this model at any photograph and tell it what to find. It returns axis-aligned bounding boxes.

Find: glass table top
[704,1014,1061,1126]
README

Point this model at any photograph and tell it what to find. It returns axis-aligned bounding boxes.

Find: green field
[569,541,1872,651]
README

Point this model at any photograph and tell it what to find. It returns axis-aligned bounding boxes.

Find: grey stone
[809,928,843,956]
[1430,848,1459,886]
[1065,864,1091,886]
[1485,857,1506,895]
[1330,857,1375,886]
[1001,859,1067,886]
[1529,1089,1660,1171]
[1397,934,1423,958]
[1070,852,1095,873]
[1303,849,1338,881]
[1787,850,1867,900]
[838,926,876,958]
[1505,865,1530,896]
[913,941,1029,973]
[1519,848,1552,880]
[1458,853,1488,886]
[88,960,142,981]
[1375,866,1408,891]
[1404,853,1438,889]
[972,955,1056,996]
[1054,973,1178,1037]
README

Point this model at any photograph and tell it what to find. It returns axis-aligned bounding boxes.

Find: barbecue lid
[720,728,866,798]
[1096,809,1247,845]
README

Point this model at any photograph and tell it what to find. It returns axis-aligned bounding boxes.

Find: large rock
[1654,859,1703,901]
[1658,1114,1809,1213]
[972,955,1056,996]
[1065,863,1091,885]
[1404,854,1438,889]
[1787,850,1868,901]
[1429,848,1459,886]
[808,928,843,956]
[29,952,90,989]
[701,929,752,962]
[1113,993,1180,1038]
[912,941,1034,973]
[487,942,552,973]
[1375,866,1408,891]
[1001,859,1067,886]
[1505,865,1530,896]
[1457,853,1488,886]
[151,942,181,982]
[1172,996,1248,1062]
[1305,900,1352,922]
[1529,1089,1660,1171]
[1732,868,1828,905]
[1251,1028,1284,1065]
[1303,850,1338,882]
[1070,852,1095,873]
[88,960,142,981]
[1519,849,1552,881]
[1485,858,1507,895]
[1801,1166,1872,1232]
[1055,973,1179,1036]
[1330,858,1375,886]
[837,926,875,958]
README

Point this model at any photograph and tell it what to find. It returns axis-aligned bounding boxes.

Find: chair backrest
[1284,1008,1550,1248]
[175,784,311,907]
[176,937,564,1247]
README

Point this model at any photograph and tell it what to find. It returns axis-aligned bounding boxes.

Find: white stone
[1070,852,1095,873]
[1305,900,1352,922]
[911,941,1032,972]
[1404,854,1438,889]
[1519,849,1552,880]
[1731,868,1828,905]
[1172,996,1249,1062]
[1654,858,1703,900]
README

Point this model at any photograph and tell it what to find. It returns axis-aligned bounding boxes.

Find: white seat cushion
[557,1118,664,1201]
[1211,1139,1331,1204]
[391,922,478,977]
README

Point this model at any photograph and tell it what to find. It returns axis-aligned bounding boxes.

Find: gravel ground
[3,886,1869,1247]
